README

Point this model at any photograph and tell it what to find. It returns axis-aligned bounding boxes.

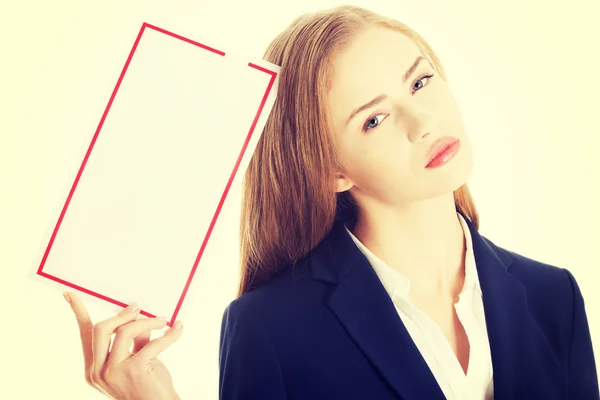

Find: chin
[378,150,475,203]
[451,150,474,185]
[420,151,474,199]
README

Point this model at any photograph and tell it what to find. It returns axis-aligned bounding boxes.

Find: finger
[137,320,184,361]
[65,292,94,374]
[132,330,151,354]
[92,302,141,379]
[109,317,169,365]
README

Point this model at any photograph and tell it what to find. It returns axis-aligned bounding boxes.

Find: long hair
[237,5,479,297]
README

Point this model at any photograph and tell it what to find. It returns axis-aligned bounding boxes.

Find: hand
[64,292,183,400]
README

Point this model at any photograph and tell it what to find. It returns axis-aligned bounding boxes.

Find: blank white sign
[32,23,279,325]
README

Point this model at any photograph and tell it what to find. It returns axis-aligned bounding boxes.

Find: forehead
[328,27,423,102]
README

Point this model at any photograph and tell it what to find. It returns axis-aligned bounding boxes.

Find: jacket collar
[309,211,563,399]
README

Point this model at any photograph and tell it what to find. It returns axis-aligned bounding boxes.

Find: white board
[30,23,279,326]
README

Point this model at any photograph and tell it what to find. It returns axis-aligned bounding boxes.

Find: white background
[2,0,599,399]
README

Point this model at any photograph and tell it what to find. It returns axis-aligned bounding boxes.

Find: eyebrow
[403,56,426,84]
[344,56,427,127]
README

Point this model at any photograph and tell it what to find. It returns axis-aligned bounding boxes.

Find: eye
[412,74,434,93]
[362,113,388,133]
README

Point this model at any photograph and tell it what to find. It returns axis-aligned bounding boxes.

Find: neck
[351,193,466,296]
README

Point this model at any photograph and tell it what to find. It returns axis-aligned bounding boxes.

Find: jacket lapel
[311,214,566,399]
[310,220,446,400]
[461,215,564,399]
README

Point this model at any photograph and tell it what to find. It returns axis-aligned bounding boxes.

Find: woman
[64,5,599,400]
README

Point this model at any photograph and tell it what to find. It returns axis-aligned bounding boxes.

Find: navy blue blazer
[219,214,599,399]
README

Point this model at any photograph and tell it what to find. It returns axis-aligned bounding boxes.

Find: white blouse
[346,213,494,400]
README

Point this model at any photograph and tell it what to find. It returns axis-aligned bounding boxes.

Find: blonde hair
[237,5,479,297]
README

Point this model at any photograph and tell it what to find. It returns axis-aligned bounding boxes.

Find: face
[327,27,474,206]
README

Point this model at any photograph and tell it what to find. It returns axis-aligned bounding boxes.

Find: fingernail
[173,321,183,330]
[154,316,169,325]
[63,292,71,304]
[124,302,140,314]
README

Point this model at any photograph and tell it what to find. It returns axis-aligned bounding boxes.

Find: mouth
[425,137,461,169]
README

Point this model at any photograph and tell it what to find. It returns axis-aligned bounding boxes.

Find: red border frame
[37,22,278,327]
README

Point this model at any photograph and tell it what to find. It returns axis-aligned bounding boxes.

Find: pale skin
[64,292,183,400]
[64,25,473,398]
[329,26,475,373]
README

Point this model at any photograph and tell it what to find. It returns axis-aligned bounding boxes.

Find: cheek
[435,92,466,132]
[344,134,413,183]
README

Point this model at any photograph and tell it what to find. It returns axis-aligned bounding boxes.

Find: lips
[426,137,460,168]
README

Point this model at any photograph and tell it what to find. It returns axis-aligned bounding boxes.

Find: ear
[335,172,354,193]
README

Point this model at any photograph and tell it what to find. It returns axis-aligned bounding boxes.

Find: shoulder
[478,235,593,364]
[482,234,577,298]
[482,235,599,396]
[479,234,582,329]
[221,257,328,329]
[496,237,571,284]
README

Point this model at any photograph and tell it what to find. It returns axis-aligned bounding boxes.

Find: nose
[394,100,437,143]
